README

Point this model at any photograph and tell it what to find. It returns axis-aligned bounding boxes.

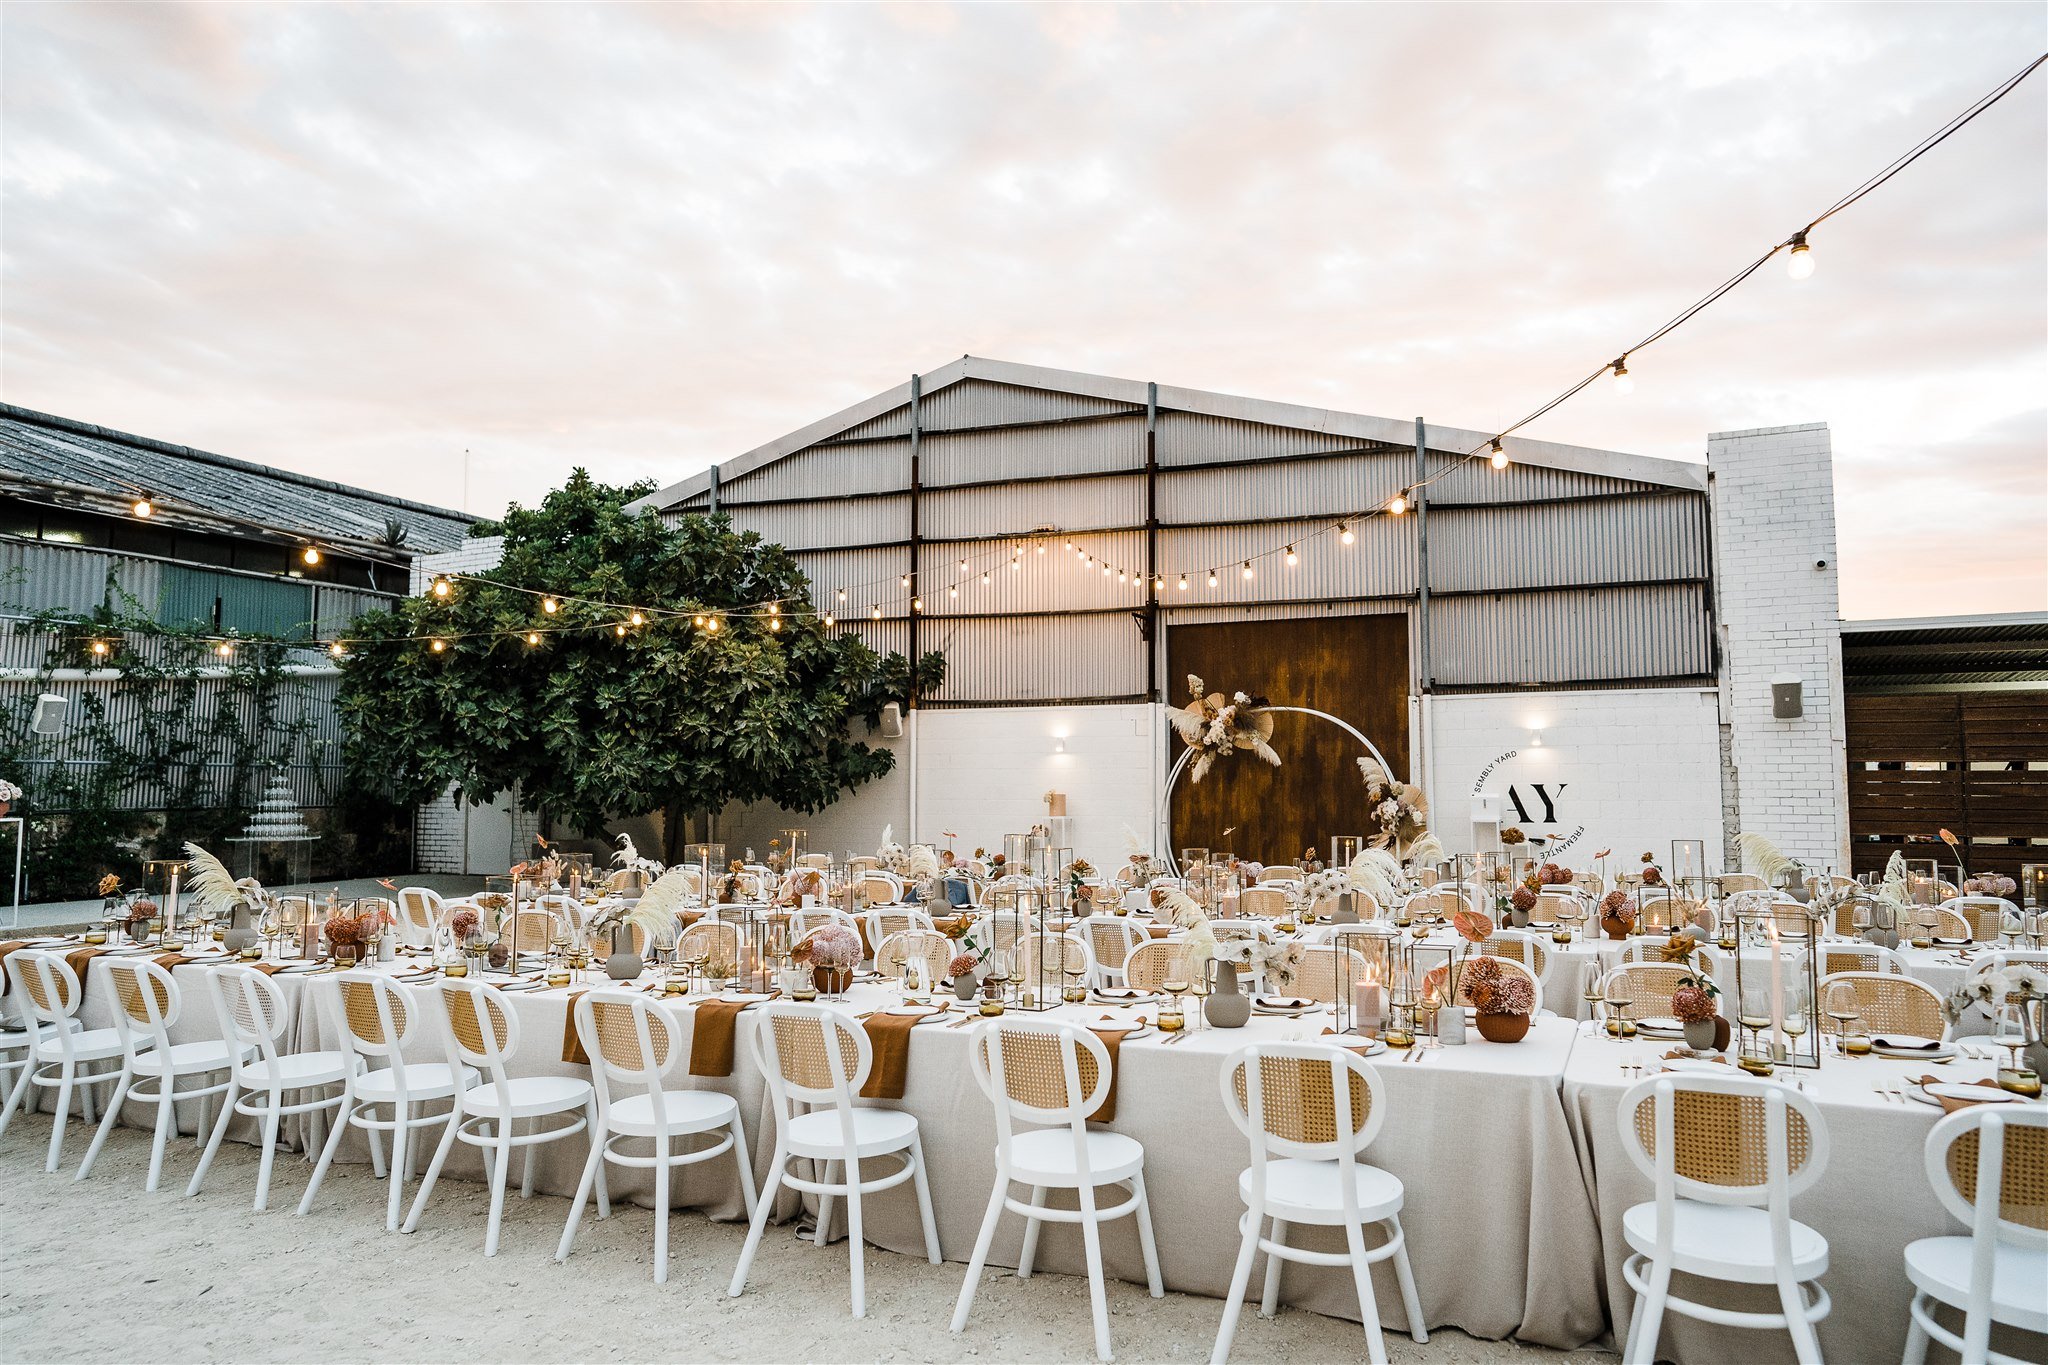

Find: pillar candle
[1353,978,1384,1034]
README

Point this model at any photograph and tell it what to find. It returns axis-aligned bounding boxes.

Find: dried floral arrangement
[1534,862,1574,887]
[590,869,686,952]
[1637,852,1664,887]
[795,923,861,972]
[1301,868,1351,905]
[323,906,383,950]
[1599,889,1636,927]
[1357,759,1428,855]
[948,949,981,980]
[610,833,664,878]
[1347,847,1403,910]
[1499,826,1527,847]
[181,842,266,922]
[1169,675,1279,783]
[1965,873,2018,898]
[448,908,481,942]
[775,868,826,907]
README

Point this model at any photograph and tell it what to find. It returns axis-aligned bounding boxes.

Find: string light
[1387,494,1408,516]
[1284,545,1297,566]
[958,558,968,572]
[301,546,321,566]
[1101,563,1110,576]
[870,605,882,621]
[1118,570,1127,583]
[823,613,836,627]
[693,615,706,628]
[328,642,345,657]
[90,640,109,657]
[1010,559,1020,571]
[1036,543,1046,554]
[1178,574,1188,591]
[628,611,645,626]
[981,571,991,584]
[1154,575,1165,590]
[526,632,540,645]
[1610,358,1633,395]
[1241,561,1253,580]
[950,586,959,598]
[769,603,780,616]
[1207,570,1219,588]
[899,574,911,588]
[1786,231,1814,280]
[429,639,445,653]
[769,617,781,632]
[1339,524,1355,545]
[614,624,627,637]
[836,588,847,602]
[706,616,721,634]
[542,597,559,614]
[911,596,923,612]
[130,496,153,519]
[217,642,235,658]
[1489,439,1509,470]
[431,579,452,598]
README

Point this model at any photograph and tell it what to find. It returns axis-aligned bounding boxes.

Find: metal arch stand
[1158,706,1396,876]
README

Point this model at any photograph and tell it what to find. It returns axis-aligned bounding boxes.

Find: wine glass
[1824,981,1863,1055]
[1603,979,1636,1038]
[1992,1000,2030,1073]
[1159,973,1189,1032]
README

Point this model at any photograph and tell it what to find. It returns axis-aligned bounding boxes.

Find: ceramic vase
[605,951,643,981]
[1601,915,1631,941]
[814,966,852,996]
[1475,1011,1530,1044]
[1683,1018,1717,1052]
[953,973,979,1003]
[1205,962,1252,1028]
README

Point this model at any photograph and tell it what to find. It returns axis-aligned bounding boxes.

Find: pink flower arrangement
[1510,885,1538,914]
[1536,862,1573,887]
[804,924,861,972]
[1599,890,1635,924]
[448,907,480,941]
[1474,974,1534,1017]
[948,950,980,979]
[1671,984,1718,1024]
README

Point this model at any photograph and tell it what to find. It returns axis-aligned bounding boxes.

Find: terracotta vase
[814,966,852,996]
[1601,915,1631,941]
[1475,1011,1530,1044]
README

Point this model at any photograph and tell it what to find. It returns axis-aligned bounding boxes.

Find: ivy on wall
[0,582,330,901]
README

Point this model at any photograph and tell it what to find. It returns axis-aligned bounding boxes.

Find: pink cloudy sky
[3,3,2042,619]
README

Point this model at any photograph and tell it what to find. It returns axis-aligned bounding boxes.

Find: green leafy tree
[337,471,939,858]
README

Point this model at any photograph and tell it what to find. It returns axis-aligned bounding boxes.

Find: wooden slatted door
[1847,692,2048,878]
[1165,614,1409,867]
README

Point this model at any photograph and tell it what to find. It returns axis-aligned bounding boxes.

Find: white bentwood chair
[952,1016,1163,1363]
[1616,1073,1832,1365]
[76,957,246,1192]
[188,965,357,1211]
[558,989,756,1283]
[1903,1105,2048,1365]
[729,1001,941,1317]
[1212,1042,1424,1364]
[402,978,605,1254]
[298,972,478,1230]
[1,951,135,1173]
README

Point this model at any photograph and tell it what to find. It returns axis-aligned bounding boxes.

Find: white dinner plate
[26,938,75,947]
[1909,1082,2025,1107]
[270,962,324,974]
[1093,989,1155,1004]
[881,1004,946,1020]
[1660,1057,1732,1076]
[715,991,775,1004]
[1332,1036,1388,1057]
[1873,1038,1953,1060]
[1637,1016,1683,1034]
[1093,1023,1153,1042]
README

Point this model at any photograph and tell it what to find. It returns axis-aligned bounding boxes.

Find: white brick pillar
[1707,423,1850,871]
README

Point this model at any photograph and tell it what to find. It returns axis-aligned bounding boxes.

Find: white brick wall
[1427,688,1726,868]
[409,536,506,594]
[1707,423,1851,871]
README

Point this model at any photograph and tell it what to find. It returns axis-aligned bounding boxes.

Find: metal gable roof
[629,354,1707,513]
[0,402,475,555]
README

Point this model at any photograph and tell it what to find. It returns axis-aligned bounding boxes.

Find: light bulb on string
[613,624,627,638]
[301,546,321,566]
[693,615,706,628]
[950,586,959,599]
[1036,543,1046,554]
[328,642,345,658]
[769,618,781,632]
[871,605,882,621]
[958,559,968,573]
[432,579,452,599]
[899,575,910,588]
[911,596,923,612]
[1010,559,1019,572]
[130,496,154,519]
[769,602,779,616]
[981,571,991,584]
[823,613,836,627]
[1610,358,1633,395]
[1208,570,1219,588]
[1177,574,1189,591]
[1117,570,1127,584]
[1284,545,1297,566]
[526,632,540,646]
[429,639,445,653]
[542,597,559,614]
[217,642,235,658]
[1489,439,1509,470]
[1241,561,1253,580]
[1786,232,1814,280]
[90,639,109,657]
[836,588,847,602]
[1154,575,1165,591]
[1387,494,1408,516]
[706,617,721,634]
[1101,563,1111,577]
[1339,523,1355,545]
[628,611,645,626]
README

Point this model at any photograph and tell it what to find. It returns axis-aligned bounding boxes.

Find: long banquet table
[11,932,2039,1361]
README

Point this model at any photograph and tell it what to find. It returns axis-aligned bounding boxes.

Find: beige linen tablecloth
[1561,1029,2011,1364]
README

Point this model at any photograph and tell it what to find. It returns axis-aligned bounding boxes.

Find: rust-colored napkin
[249,960,294,976]
[1914,1074,2009,1114]
[64,947,108,984]
[152,952,195,971]
[687,991,778,1078]
[560,990,590,1065]
[1144,924,1171,940]
[855,920,875,960]
[859,1010,927,1099]
[1086,1026,1131,1123]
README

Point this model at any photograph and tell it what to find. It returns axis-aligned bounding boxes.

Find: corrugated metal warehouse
[623,356,1823,873]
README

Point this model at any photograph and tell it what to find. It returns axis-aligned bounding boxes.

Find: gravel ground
[0,1121,1611,1365]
